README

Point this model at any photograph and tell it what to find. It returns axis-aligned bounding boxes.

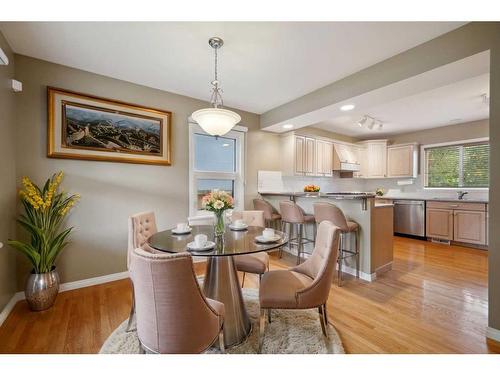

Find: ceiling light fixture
[357,116,368,128]
[282,124,294,129]
[340,104,355,111]
[366,118,375,130]
[191,37,241,137]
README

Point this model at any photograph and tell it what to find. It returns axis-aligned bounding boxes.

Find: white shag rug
[100,288,344,354]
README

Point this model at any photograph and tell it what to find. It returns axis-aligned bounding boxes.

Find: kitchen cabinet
[426,208,454,240]
[280,133,316,176]
[315,140,333,176]
[387,143,418,178]
[453,210,486,245]
[426,201,487,245]
[356,140,388,178]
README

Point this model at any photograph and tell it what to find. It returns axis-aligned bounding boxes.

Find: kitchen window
[189,123,246,215]
[423,139,489,189]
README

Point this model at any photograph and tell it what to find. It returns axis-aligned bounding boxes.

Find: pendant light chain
[210,42,224,109]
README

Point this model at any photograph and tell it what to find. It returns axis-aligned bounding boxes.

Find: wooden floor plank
[0,236,498,354]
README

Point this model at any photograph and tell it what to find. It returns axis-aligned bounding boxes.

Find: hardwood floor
[0,236,497,354]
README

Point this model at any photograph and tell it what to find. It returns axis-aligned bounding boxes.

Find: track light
[357,116,368,127]
[356,115,383,131]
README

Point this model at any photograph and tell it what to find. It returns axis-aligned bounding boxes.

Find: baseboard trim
[487,326,500,343]
[0,270,130,327]
[336,264,376,282]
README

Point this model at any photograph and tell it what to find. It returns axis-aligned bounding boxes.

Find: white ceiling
[313,73,490,137]
[0,22,465,114]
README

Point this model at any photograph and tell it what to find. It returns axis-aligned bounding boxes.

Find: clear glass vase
[214,211,225,236]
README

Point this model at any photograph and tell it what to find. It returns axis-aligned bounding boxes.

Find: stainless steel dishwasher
[393,200,426,237]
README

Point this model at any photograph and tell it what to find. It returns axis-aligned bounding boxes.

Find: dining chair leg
[279,220,286,258]
[296,223,303,265]
[139,344,146,354]
[318,304,329,338]
[338,234,343,287]
[126,287,136,333]
[241,272,246,288]
[259,309,266,353]
[218,326,226,354]
[268,308,272,324]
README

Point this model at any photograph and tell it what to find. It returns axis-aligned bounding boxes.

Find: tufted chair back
[127,211,158,269]
[130,248,224,353]
[291,221,340,307]
[253,199,276,221]
[313,202,349,232]
[231,210,265,227]
[279,200,306,224]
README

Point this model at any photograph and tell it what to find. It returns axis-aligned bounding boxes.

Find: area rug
[99,288,344,354]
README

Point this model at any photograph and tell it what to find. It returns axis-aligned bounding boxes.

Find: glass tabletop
[148,225,288,257]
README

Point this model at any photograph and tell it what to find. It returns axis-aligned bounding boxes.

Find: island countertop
[259,191,376,199]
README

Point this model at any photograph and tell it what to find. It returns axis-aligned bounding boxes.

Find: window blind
[424,142,489,188]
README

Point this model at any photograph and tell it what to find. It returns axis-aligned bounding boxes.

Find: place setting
[255,228,282,244]
[171,222,192,235]
[186,233,215,252]
[228,218,248,231]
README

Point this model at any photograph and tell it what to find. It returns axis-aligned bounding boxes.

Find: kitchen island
[260,192,394,282]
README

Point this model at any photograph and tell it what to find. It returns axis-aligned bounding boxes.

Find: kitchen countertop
[259,192,376,199]
[376,196,489,204]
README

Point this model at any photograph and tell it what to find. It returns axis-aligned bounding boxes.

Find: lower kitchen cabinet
[453,210,487,245]
[426,201,487,246]
[426,208,454,241]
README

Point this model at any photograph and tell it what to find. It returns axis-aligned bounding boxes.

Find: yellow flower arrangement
[9,171,80,274]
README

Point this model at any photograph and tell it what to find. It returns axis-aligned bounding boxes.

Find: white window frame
[188,121,247,216]
[421,137,489,191]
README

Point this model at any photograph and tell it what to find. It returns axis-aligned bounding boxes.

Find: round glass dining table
[148,225,288,347]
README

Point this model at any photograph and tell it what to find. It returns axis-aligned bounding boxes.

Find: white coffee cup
[194,234,208,248]
[262,228,275,239]
[176,222,189,232]
[234,219,246,227]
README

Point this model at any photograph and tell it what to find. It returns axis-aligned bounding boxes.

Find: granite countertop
[259,192,376,199]
[376,196,489,204]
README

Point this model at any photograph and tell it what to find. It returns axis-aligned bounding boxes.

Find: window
[189,123,246,215]
[423,140,489,188]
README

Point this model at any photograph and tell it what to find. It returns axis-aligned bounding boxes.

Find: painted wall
[13,54,269,287]
[0,32,17,311]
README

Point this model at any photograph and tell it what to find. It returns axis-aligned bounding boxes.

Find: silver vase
[25,268,60,311]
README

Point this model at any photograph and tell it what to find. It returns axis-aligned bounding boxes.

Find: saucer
[255,234,281,243]
[172,227,192,235]
[229,224,248,231]
[187,240,215,251]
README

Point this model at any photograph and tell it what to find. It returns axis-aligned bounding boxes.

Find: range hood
[333,144,360,172]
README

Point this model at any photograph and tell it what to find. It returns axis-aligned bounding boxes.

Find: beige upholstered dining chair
[258,220,340,352]
[231,210,269,287]
[126,211,158,332]
[129,248,225,354]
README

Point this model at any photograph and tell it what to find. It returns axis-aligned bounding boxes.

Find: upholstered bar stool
[253,198,282,229]
[231,210,269,287]
[313,202,359,286]
[279,201,316,264]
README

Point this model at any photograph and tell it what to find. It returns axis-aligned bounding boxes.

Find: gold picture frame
[47,87,172,166]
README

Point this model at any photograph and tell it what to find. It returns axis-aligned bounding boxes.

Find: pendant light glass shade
[192,107,241,136]
[191,37,241,137]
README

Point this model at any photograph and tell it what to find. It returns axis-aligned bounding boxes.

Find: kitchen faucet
[457,191,468,200]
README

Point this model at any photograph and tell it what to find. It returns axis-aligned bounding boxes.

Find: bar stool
[313,202,359,286]
[279,201,316,264]
[253,198,282,229]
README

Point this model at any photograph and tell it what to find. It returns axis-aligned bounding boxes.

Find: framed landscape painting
[47,87,172,165]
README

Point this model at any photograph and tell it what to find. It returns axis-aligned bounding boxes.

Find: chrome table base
[203,255,252,348]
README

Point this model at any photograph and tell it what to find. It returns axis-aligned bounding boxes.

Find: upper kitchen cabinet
[356,140,388,178]
[280,133,316,176]
[387,143,419,178]
[316,139,333,176]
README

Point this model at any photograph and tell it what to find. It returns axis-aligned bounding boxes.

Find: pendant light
[191,37,241,137]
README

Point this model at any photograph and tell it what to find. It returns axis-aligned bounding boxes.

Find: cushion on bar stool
[346,221,359,233]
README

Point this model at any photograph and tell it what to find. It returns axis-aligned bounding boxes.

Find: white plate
[172,227,192,235]
[187,240,215,251]
[255,235,281,243]
[229,224,248,231]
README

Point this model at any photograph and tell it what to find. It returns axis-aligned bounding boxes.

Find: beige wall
[295,126,358,143]
[13,55,268,286]
[387,119,489,145]
[0,32,17,311]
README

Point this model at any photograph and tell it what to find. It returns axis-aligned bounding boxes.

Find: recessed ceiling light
[340,104,355,112]
[282,124,294,129]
